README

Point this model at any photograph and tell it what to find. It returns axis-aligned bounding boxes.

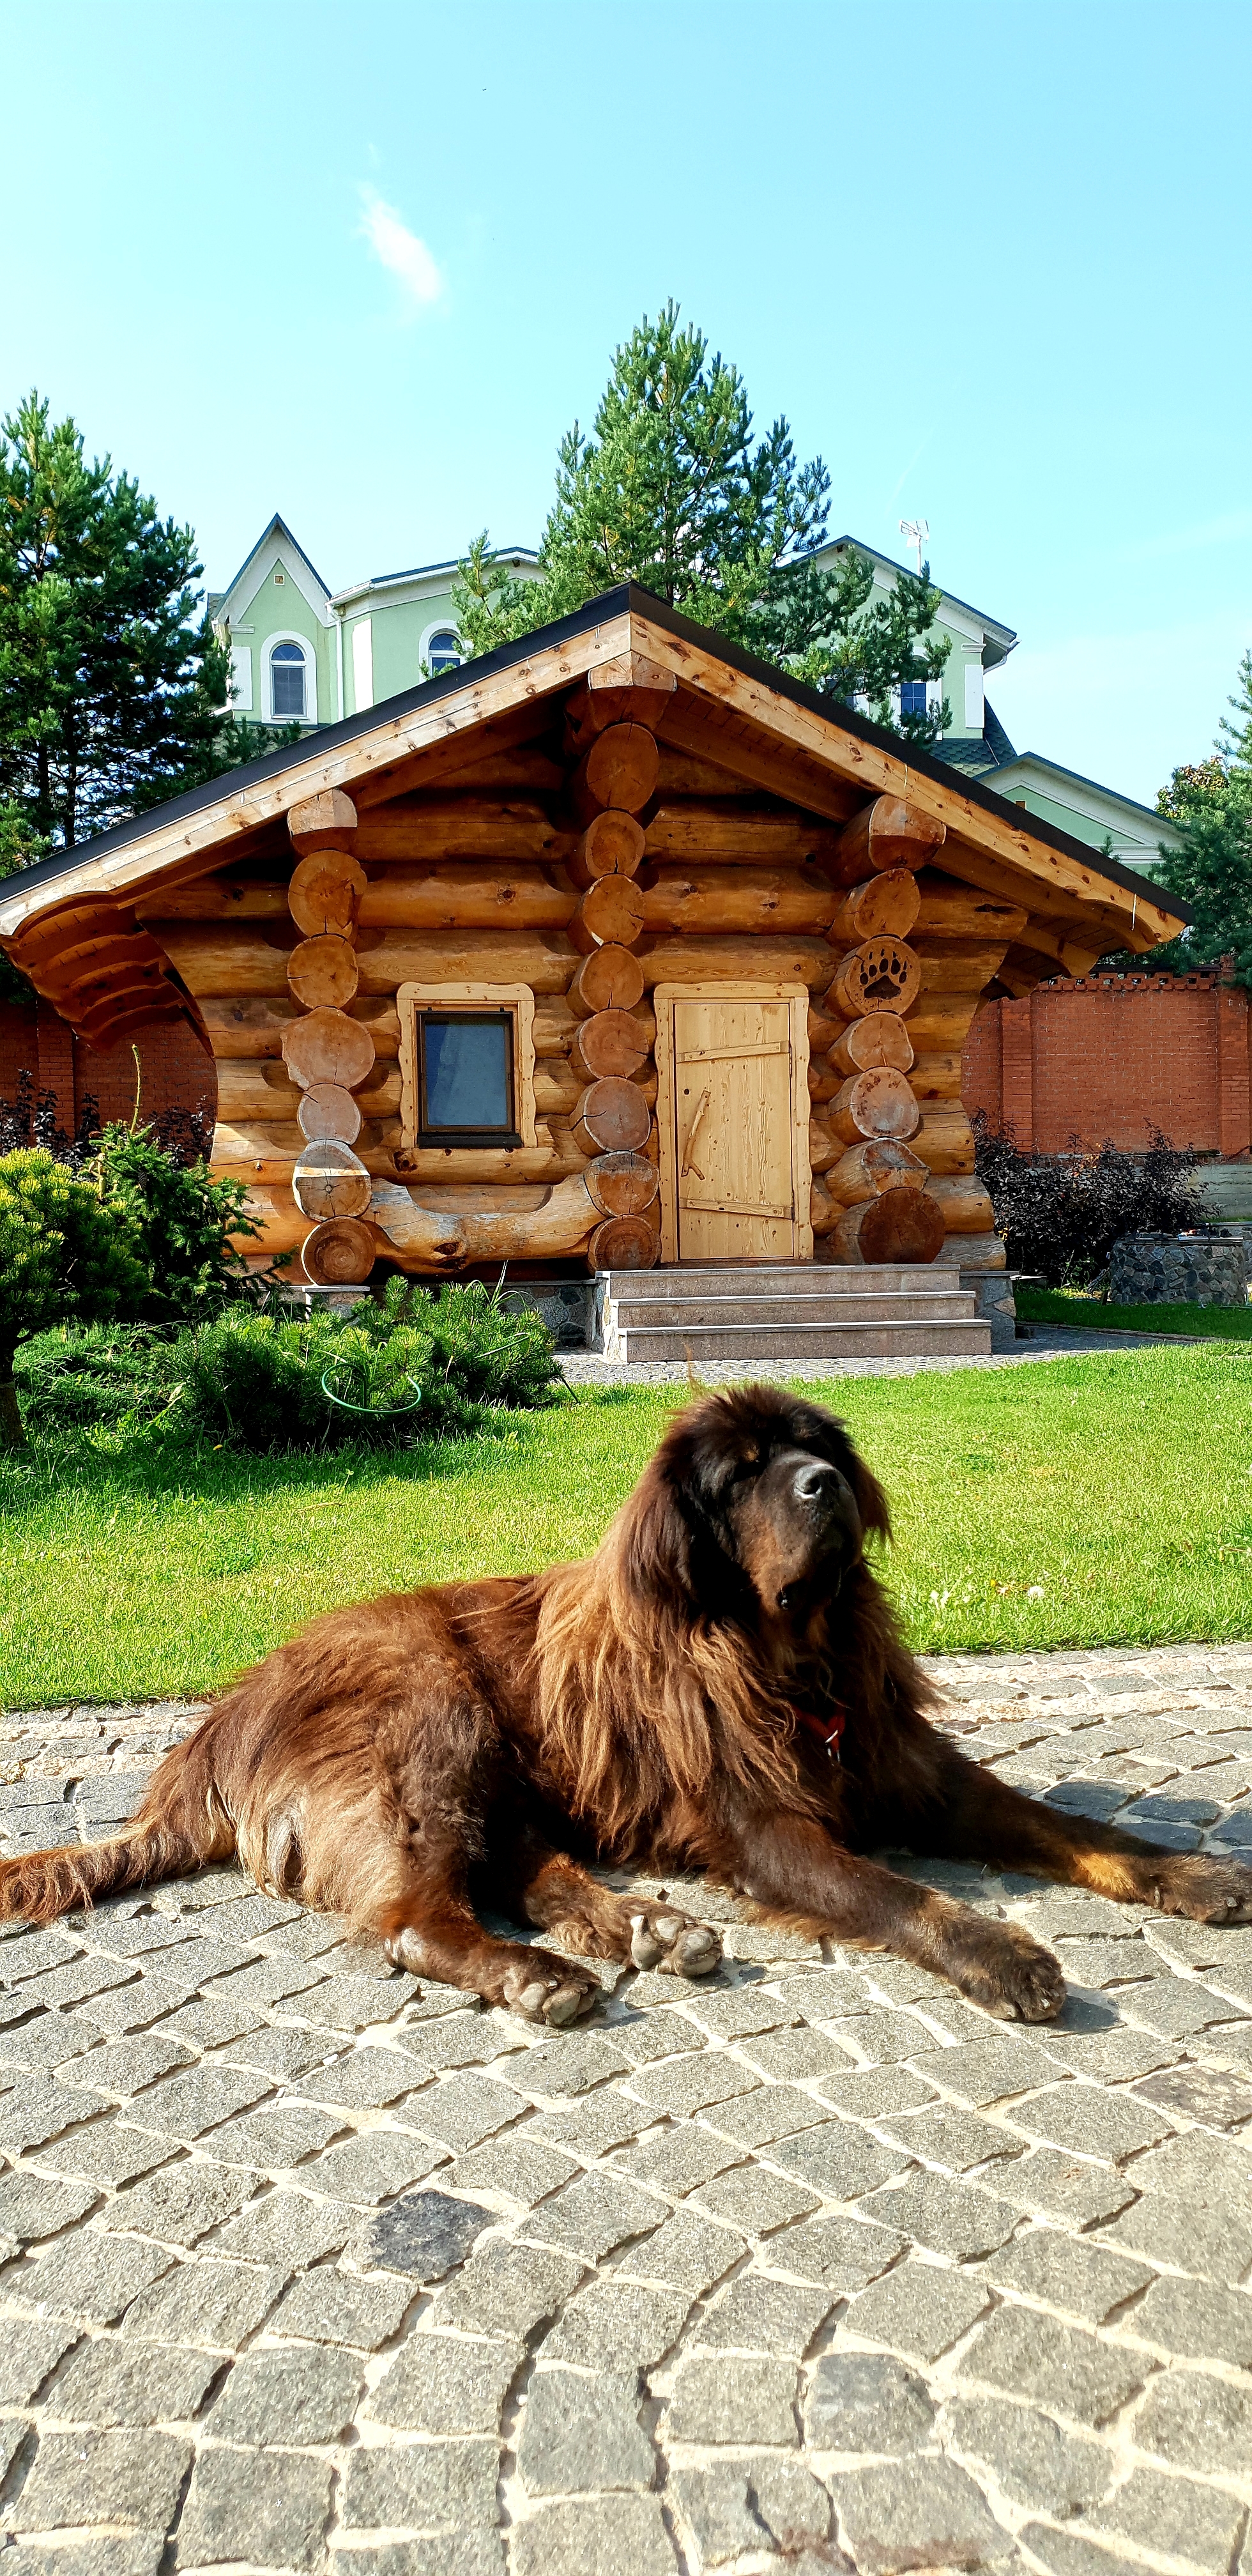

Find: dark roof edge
[3,581,1189,928]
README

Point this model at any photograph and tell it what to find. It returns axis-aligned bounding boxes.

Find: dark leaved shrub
[973,1115,1207,1285]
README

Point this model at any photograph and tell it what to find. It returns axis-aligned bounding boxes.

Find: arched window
[270,639,307,719]
[427,628,462,675]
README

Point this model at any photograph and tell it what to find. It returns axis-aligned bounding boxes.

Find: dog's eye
[729,1456,760,1485]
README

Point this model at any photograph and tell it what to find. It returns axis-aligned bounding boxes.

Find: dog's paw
[1143,1853,1252,1923]
[629,1899,723,1979]
[952,1919,1067,2023]
[500,1952,600,2027]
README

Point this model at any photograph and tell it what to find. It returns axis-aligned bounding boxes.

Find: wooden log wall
[137,693,1025,1277]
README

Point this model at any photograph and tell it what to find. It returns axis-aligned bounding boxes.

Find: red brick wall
[0,999,216,1140]
[963,974,1251,1158]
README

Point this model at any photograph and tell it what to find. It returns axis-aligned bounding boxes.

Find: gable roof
[0,583,1188,1048]
[210,513,333,619]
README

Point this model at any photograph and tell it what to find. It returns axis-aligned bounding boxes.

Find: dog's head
[620,1384,890,1634]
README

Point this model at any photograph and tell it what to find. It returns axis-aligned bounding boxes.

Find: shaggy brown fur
[6,1384,1251,2025]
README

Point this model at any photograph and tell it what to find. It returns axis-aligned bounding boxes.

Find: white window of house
[420,620,464,676]
[265,637,310,722]
[351,617,374,713]
[899,680,928,720]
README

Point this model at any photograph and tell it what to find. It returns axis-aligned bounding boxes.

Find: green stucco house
[208,518,1184,879]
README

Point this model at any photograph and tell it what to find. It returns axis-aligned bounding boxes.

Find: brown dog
[5,1384,1250,2024]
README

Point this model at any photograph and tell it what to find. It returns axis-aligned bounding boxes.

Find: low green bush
[15,1278,567,1455]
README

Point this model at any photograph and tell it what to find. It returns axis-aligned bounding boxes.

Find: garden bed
[4,1345,1252,1703]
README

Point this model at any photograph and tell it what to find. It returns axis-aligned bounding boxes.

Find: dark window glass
[899,679,928,719]
[418,1011,516,1142]
[271,640,306,717]
[427,629,462,674]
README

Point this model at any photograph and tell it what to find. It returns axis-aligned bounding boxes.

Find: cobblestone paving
[5,1648,1252,2572]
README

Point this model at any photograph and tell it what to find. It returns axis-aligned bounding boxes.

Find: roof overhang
[0,584,1189,1039]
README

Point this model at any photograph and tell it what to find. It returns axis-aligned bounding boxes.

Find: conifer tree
[454,305,949,743]
[0,392,233,854]
[1152,651,1252,981]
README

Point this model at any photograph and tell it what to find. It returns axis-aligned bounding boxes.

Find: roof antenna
[899,518,929,576]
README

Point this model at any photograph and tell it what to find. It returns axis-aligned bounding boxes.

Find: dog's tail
[0,1726,234,1927]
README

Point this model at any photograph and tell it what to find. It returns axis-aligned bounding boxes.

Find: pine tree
[454,305,949,744]
[1152,650,1252,981]
[0,391,233,854]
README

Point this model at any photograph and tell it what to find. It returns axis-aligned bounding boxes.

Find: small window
[417,1010,518,1145]
[427,628,462,675]
[270,640,307,719]
[899,679,929,719]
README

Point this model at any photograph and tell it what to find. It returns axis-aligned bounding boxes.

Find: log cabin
[0,587,1187,1299]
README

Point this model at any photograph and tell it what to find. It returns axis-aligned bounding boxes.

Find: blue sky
[3,0,1249,804]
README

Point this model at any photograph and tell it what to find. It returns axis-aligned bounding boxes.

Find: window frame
[420,618,464,676]
[397,981,537,1155]
[261,631,315,724]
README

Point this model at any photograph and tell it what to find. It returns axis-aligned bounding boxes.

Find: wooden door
[671,996,798,1260]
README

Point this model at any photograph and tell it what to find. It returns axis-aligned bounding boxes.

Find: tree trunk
[288,789,358,855]
[300,1218,376,1285]
[827,1137,929,1207]
[922,1175,995,1230]
[358,866,572,930]
[282,1009,376,1092]
[297,1083,362,1145]
[569,877,646,953]
[829,1011,916,1077]
[569,945,646,1017]
[828,938,922,1020]
[0,1378,26,1449]
[571,1078,652,1157]
[571,723,660,820]
[293,1141,374,1220]
[828,1068,921,1146]
[571,1011,650,1083]
[585,1150,659,1218]
[827,1189,947,1265]
[639,865,839,936]
[568,811,646,889]
[830,870,921,947]
[287,935,360,1010]
[588,1214,660,1271]
[832,794,946,887]
[288,851,367,936]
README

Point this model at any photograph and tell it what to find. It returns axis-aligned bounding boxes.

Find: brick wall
[0,999,216,1142]
[963,973,1251,1157]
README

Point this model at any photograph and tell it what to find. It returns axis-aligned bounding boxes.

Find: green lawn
[4,1346,1252,1705]
[1016,1285,1252,1340]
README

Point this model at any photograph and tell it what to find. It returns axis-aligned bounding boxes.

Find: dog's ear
[617,1456,696,1607]
[846,1452,892,1545]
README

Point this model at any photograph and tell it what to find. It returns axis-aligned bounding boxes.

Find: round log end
[571,1008,650,1084]
[585,1148,660,1218]
[582,723,660,816]
[289,850,368,937]
[588,1214,660,1272]
[297,1082,363,1146]
[300,1216,376,1285]
[570,810,646,887]
[569,944,646,1018]
[282,1007,377,1093]
[293,1138,373,1221]
[287,789,358,856]
[832,1011,916,1076]
[569,876,646,954]
[840,1190,946,1265]
[830,937,921,1021]
[571,1077,652,1157]
[287,934,360,1011]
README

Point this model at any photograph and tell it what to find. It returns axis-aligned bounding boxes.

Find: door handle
[680,1084,710,1179]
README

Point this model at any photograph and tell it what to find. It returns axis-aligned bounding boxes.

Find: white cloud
[356,187,443,309]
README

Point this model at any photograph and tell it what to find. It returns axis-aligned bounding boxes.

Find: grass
[1016,1285,1252,1340]
[4,1345,1252,1705]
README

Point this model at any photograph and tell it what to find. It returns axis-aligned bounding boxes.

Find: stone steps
[595,1264,993,1363]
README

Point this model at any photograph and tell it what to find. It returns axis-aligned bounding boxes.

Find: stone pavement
[4,1646,1252,2573]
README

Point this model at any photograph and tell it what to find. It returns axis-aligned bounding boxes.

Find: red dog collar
[788,1702,847,1761]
